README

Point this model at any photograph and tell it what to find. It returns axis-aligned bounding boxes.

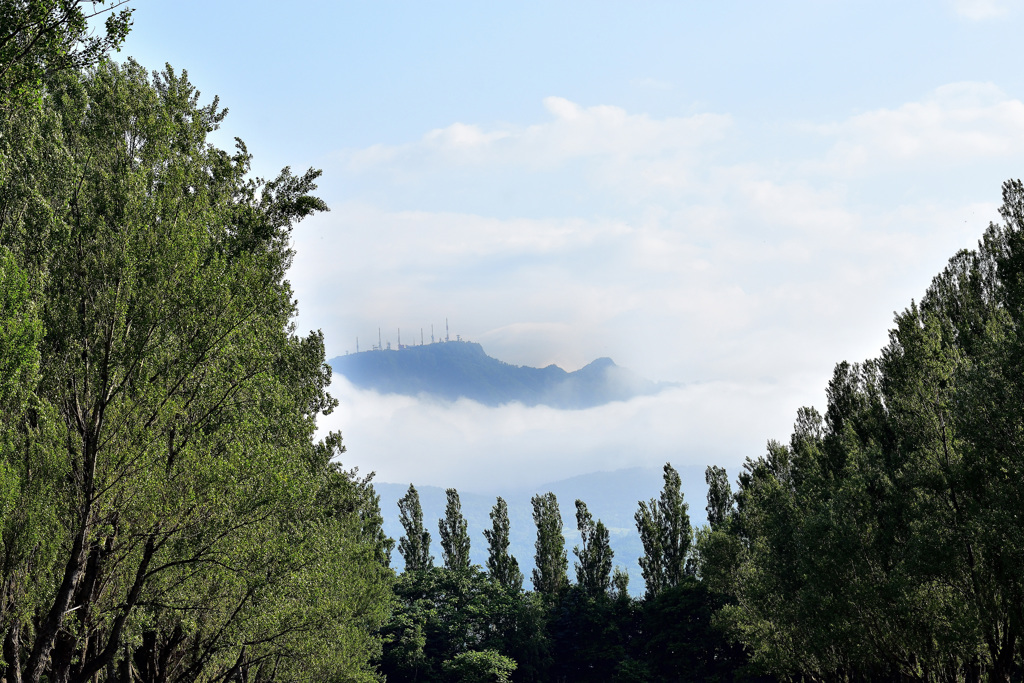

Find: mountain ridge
[328,340,672,408]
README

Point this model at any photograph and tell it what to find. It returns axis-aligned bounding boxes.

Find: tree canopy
[531,492,567,599]
[0,51,392,683]
[399,483,433,572]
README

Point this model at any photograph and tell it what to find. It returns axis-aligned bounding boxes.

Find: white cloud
[321,374,808,492]
[951,0,1021,20]
[815,82,1024,171]
[423,122,510,149]
[341,97,732,177]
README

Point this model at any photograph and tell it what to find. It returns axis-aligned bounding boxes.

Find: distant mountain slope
[328,340,671,408]
[374,466,710,597]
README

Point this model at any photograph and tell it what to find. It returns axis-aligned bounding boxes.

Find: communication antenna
[421,328,424,345]
[398,328,401,348]
[378,328,382,351]
[356,337,359,353]
[431,324,435,344]
[446,318,450,343]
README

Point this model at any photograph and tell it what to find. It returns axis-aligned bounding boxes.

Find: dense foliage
[702,180,1024,682]
[0,10,393,681]
[382,471,756,683]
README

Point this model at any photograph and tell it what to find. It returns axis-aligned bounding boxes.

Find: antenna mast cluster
[358,318,459,353]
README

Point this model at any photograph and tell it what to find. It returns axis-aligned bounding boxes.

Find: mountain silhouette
[328,340,671,408]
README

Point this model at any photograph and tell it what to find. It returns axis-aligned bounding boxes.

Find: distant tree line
[380,464,755,682]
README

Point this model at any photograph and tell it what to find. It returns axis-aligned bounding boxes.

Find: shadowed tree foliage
[635,463,691,598]
[380,566,546,683]
[531,492,567,599]
[399,483,433,572]
[713,180,1024,681]
[439,487,471,572]
[484,496,523,592]
[573,499,613,597]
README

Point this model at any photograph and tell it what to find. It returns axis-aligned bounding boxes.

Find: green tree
[399,483,434,572]
[484,496,523,592]
[531,492,567,598]
[640,579,749,682]
[0,0,133,105]
[439,487,472,572]
[0,60,392,682]
[635,463,691,598]
[689,465,741,596]
[611,567,630,600]
[704,465,732,530]
[721,182,1024,679]
[442,649,517,683]
[381,567,544,683]
[573,499,613,596]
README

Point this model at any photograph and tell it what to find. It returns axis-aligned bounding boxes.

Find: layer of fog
[322,372,819,492]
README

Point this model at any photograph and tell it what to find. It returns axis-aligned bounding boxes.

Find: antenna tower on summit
[398,328,401,348]
[431,325,435,344]
[378,328,382,351]
[446,318,450,342]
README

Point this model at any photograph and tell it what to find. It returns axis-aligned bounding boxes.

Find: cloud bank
[321,374,808,492]
[292,84,1016,490]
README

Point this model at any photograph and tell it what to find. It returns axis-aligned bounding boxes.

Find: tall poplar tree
[573,499,613,596]
[636,463,691,597]
[531,492,567,598]
[484,496,523,591]
[439,487,471,572]
[705,465,733,530]
[398,484,433,572]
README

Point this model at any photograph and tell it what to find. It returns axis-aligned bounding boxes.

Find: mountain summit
[328,340,671,408]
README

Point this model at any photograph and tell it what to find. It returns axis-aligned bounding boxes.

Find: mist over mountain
[328,340,672,408]
[374,466,711,596]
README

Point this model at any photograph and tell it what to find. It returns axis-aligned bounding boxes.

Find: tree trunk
[4,620,22,683]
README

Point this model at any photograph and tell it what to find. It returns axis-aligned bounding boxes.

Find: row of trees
[0,3,393,681]
[379,466,756,682]
[394,465,695,600]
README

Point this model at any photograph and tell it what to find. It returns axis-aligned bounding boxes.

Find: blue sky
[123,1,1024,489]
